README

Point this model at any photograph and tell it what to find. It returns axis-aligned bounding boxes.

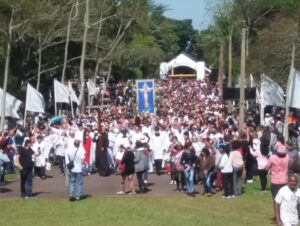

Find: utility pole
[239,27,246,129]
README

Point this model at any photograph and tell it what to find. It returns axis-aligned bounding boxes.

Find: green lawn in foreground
[0,177,274,226]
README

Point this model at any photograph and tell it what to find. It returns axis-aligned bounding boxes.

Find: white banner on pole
[289,70,300,109]
[261,75,285,108]
[68,81,79,105]
[0,88,22,119]
[25,83,45,113]
[87,79,98,96]
[54,80,70,104]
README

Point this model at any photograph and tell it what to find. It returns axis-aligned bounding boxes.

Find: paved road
[0,166,203,199]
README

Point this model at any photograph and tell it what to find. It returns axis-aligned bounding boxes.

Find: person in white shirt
[65,135,85,201]
[251,137,268,192]
[55,132,68,175]
[219,144,234,198]
[275,175,300,226]
[107,128,118,168]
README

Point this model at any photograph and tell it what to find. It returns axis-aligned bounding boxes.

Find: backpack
[174,150,184,172]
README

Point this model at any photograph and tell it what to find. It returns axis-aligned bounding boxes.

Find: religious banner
[136,80,155,114]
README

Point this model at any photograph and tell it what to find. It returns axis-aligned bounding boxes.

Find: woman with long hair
[180,141,197,197]
[173,144,185,192]
[230,140,244,196]
[251,134,268,192]
[117,147,135,195]
[200,147,215,197]
[274,134,287,154]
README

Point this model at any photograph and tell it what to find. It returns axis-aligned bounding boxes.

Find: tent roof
[168,53,197,69]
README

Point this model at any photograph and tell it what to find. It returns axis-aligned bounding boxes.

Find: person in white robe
[149,127,166,175]
[32,135,46,179]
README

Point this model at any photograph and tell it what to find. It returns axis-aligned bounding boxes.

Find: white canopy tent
[159,53,211,80]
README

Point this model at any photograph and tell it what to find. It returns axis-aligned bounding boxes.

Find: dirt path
[0,166,203,199]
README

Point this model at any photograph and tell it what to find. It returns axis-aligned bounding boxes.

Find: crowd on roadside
[1,77,300,224]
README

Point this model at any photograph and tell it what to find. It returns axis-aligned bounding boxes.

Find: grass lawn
[0,177,274,226]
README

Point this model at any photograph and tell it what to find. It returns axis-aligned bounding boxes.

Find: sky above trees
[153,0,212,30]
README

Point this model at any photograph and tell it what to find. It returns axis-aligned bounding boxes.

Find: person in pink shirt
[265,149,289,223]
[274,134,287,154]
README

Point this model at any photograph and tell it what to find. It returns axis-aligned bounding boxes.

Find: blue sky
[153,0,213,30]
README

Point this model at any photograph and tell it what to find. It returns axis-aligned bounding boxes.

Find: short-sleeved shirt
[275,185,300,225]
[18,147,34,169]
[266,154,289,184]
[65,144,85,173]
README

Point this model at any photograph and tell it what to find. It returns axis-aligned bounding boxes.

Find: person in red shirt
[83,129,92,175]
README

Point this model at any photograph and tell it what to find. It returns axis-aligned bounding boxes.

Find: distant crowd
[1,77,300,225]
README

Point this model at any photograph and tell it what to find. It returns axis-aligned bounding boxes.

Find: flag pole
[54,80,57,116]
[70,96,74,118]
[283,42,296,141]
[54,102,57,116]
[24,84,28,127]
[23,110,27,128]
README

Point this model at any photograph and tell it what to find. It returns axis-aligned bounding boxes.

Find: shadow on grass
[31,191,49,197]
[80,194,92,200]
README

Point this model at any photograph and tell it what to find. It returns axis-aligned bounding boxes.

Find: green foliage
[0,0,211,92]
[197,0,300,87]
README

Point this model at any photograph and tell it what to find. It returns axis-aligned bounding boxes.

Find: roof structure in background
[159,53,211,80]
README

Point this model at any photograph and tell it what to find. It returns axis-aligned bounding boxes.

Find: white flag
[250,74,254,87]
[54,80,70,104]
[0,88,22,119]
[87,79,98,96]
[25,83,45,113]
[289,70,300,109]
[256,88,260,104]
[261,75,285,108]
[68,82,79,105]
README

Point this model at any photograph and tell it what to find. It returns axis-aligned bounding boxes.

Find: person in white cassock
[275,174,300,226]
[149,127,165,175]
[31,135,46,179]
[55,131,68,175]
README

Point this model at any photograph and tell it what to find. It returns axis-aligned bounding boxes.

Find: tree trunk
[0,9,14,132]
[78,0,89,111]
[246,28,249,58]
[228,33,232,87]
[61,0,76,83]
[239,28,246,129]
[93,0,104,83]
[218,44,224,97]
[36,32,42,91]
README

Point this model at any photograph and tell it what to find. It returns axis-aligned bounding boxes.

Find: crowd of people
[1,77,300,225]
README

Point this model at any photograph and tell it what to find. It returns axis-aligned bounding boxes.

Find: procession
[1,0,300,226]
